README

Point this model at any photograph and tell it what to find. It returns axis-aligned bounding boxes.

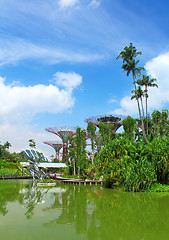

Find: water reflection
[20,183,48,219]
[43,185,169,240]
[1,180,169,240]
[0,180,48,218]
[0,180,24,216]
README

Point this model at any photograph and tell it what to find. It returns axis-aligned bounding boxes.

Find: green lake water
[0,180,169,240]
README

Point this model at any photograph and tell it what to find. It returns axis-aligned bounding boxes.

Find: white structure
[20,162,67,169]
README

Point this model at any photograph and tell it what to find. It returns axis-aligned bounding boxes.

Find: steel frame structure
[45,126,76,162]
[45,126,76,143]
[85,114,126,132]
[43,141,63,161]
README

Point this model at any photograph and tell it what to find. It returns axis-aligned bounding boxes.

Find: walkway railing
[0,174,32,179]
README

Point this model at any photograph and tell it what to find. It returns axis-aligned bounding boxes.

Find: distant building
[20,162,67,169]
[21,149,49,162]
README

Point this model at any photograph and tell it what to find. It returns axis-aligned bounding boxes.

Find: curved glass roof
[21,149,49,162]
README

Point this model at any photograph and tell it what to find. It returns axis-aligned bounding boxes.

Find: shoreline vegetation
[1,44,169,192]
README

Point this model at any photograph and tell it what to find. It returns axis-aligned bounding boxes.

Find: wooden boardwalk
[0,176,32,180]
[0,175,103,186]
[56,177,103,186]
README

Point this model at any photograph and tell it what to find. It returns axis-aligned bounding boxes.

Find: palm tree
[131,86,145,119]
[136,75,158,134]
[116,43,147,143]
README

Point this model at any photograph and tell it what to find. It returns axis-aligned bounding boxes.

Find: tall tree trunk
[91,140,95,164]
[133,74,147,144]
[74,158,76,175]
[92,149,94,165]
[140,97,145,119]
[145,86,148,135]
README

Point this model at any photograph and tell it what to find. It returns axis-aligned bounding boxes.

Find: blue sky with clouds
[1,0,169,158]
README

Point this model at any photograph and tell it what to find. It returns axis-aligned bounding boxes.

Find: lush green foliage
[151,109,169,136]
[29,139,36,149]
[87,122,96,164]
[1,44,169,192]
[95,135,169,191]
[67,109,169,192]
[38,179,55,183]
[122,116,136,140]
[0,141,25,176]
[0,168,20,176]
[148,183,169,192]
[95,137,156,191]
[99,122,116,145]
[68,128,88,175]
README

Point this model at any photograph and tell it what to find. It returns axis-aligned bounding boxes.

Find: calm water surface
[0,179,169,240]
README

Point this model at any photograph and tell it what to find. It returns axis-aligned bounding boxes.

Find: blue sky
[1,0,169,158]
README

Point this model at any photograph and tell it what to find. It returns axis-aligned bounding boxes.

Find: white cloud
[58,0,79,9]
[0,123,60,159]
[88,0,100,8]
[53,72,82,90]
[0,38,104,66]
[0,72,82,157]
[145,52,169,109]
[0,72,82,124]
[112,96,137,116]
[145,52,169,86]
[108,98,117,104]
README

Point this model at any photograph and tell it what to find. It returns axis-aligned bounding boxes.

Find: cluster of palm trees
[134,75,158,134]
[117,43,158,143]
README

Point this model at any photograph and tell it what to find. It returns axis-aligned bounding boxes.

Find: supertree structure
[45,126,76,142]
[43,141,63,161]
[45,126,76,162]
[85,114,126,132]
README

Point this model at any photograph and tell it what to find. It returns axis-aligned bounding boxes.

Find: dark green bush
[96,137,160,191]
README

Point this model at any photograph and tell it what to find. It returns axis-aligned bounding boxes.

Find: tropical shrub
[148,136,169,183]
[122,116,136,140]
[38,179,55,183]
[68,128,88,175]
[96,137,157,191]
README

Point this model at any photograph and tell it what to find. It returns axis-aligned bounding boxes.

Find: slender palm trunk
[91,140,95,165]
[145,86,148,135]
[140,97,145,119]
[74,159,76,175]
[133,74,147,144]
